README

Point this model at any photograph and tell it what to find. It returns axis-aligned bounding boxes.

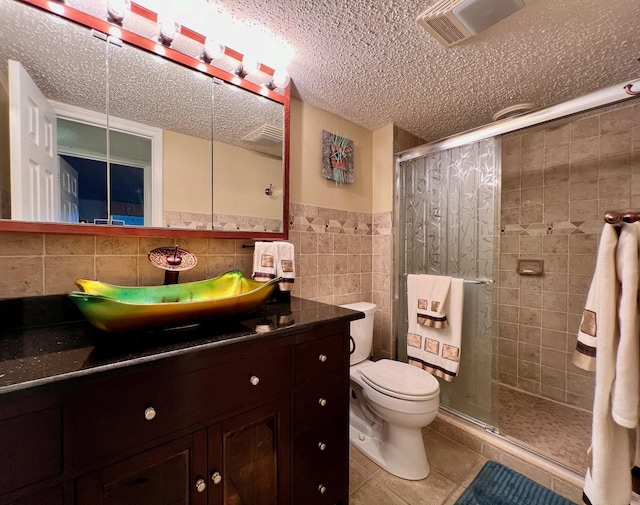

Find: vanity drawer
[212,346,291,415]
[0,407,62,496]
[295,331,346,385]
[294,420,345,477]
[294,371,347,432]
[72,347,291,466]
[293,452,344,505]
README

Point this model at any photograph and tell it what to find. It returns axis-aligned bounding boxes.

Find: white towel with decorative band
[414,274,452,328]
[406,275,464,382]
[252,242,276,282]
[573,223,640,505]
[275,241,295,290]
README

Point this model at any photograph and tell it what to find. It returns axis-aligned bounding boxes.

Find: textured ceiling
[209,0,639,142]
[3,0,639,147]
[0,0,284,158]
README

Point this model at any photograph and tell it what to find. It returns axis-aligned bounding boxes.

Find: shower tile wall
[498,100,640,410]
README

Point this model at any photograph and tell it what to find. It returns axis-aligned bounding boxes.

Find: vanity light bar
[127,2,278,78]
[19,0,288,103]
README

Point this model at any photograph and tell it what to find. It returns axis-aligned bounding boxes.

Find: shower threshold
[432,409,585,501]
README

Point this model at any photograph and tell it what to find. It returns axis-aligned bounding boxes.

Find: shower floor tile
[498,386,591,474]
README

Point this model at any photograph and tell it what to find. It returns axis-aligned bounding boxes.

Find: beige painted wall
[163,130,212,214]
[290,98,373,213]
[164,131,283,220]
[213,141,282,219]
[372,124,394,213]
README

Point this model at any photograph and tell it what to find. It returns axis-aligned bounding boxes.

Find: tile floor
[348,386,591,504]
[349,424,583,504]
[498,386,591,474]
[349,430,490,505]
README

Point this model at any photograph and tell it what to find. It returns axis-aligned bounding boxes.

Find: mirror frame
[1,0,290,240]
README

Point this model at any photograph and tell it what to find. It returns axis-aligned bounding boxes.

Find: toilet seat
[360,359,439,401]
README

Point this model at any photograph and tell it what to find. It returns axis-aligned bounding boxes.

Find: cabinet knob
[318,442,327,451]
[211,471,222,485]
[195,478,206,493]
[144,407,156,421]
[318,353,328,362]
[318,398,327,407]
[249,375,260,386]
[318,484,327,495]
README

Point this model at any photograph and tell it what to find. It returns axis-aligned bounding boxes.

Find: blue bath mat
[455,461,575,505]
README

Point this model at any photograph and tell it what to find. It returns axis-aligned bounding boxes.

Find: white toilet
[340,302,440,481]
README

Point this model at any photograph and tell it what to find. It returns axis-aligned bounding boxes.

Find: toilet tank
[339,302,377,365]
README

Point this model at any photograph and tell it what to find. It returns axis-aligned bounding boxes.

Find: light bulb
[107,0,129,23]
[242,54,260,74]
[157,13,179,46]
[203,38,225,62]
[271,69,290,89]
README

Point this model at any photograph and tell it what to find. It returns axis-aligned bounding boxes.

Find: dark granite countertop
[0,294,362,396]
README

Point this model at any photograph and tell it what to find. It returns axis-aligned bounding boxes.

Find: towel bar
[401,274,494,285]
[604,210,640,225]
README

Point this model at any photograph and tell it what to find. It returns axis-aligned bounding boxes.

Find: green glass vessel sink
[68,270,281,332]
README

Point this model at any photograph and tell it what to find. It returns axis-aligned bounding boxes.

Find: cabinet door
[7,485,66,505]
[0,406,62,496]
[208,397,290,505]
[76,433,207,505]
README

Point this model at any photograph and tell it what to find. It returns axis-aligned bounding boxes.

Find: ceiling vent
[242,124,283,145]
[492,102,537,121]
[417,0,525,48]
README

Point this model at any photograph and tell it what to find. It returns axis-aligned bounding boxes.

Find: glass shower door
[396,138,501,428]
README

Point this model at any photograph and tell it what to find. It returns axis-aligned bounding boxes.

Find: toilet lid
[360,359,439,400]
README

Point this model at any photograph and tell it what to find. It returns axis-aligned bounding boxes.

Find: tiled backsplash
[0,203,395,360]
[0,233,255,298]
[497,100,639,411]
[163,210,282,233]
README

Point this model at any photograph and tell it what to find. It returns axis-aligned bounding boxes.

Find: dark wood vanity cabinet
[0,319,352,505]
[293,328,350,505]
[75,397,290,505]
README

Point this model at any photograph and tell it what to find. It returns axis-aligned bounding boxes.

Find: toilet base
[350,411,430,481]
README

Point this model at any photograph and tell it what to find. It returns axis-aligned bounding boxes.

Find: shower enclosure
[396,138,500,428]
[393,79,639,475]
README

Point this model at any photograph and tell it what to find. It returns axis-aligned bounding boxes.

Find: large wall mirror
[0,0,289,239]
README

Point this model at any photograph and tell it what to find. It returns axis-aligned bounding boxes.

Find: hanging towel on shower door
[414,274,451,328]
[572,222,640,505]
[406,274,464,382]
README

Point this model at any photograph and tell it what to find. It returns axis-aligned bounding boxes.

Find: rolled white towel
[252,242,276,282]
[276,241,295,291]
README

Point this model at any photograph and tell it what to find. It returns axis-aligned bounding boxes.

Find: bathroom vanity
[0,296,361,505]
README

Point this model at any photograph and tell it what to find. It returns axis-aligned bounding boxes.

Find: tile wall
[287,203,393,360]
[0,203,396,361]
[0,232,255,298]
[163,210,282,233]
[497,100,640,410]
